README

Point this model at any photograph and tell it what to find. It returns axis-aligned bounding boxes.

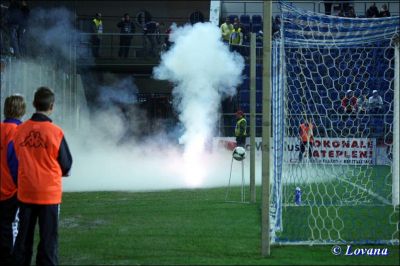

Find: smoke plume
[2,7,253,192]
[153,22,244,186]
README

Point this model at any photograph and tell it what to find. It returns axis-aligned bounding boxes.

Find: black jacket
[117,20,135,35]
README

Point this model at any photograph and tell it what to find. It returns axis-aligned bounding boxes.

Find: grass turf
[54,187,399,265]
[276,165,398,242]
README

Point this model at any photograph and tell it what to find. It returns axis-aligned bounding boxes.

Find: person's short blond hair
[3,94,26,119]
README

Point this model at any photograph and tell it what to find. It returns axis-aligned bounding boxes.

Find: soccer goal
[270,2,400,245]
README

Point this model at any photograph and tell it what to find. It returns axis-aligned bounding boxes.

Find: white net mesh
[271,2,400,244]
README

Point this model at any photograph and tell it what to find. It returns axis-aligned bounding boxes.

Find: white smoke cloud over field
[2,9,250,192]
[153,22,244,187]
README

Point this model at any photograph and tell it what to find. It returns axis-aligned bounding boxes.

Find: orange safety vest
[13,120,64,204]
[0,122,18,200]
[300,123,314,143]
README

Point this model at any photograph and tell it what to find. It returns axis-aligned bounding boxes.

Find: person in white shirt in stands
[368,90,383,114]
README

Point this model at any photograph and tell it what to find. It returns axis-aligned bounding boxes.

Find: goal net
[271,2,400,244]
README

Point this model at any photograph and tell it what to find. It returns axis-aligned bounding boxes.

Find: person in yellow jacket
[229,23,243,53]
[220,17,233,43]
[229,23,243,45]
[91,13,103,58]
[235,110,247,147]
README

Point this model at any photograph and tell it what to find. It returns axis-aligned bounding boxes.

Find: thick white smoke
[153,22,244,186]
[2,9,254,192]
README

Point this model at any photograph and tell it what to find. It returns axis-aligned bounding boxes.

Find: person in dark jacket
[117,13,135,58]
[378,4,391,17]
[18,1,29,57]
[366,2,379,18]
[323,0,335,15]
[10,87,72,266]
[7,0,23,57]
[143,20,161,57]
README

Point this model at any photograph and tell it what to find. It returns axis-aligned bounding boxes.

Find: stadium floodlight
[268,2,400,245]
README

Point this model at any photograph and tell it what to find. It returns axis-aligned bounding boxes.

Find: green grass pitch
[53,186,399,265]
[276,165,398,243]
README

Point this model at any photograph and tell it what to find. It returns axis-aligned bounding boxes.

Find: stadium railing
[77,33,168,61]
[221,0,399,18]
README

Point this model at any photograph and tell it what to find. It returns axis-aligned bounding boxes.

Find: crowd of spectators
[341,89,384,115]
[324,2,391,18]
[89,11,165,58]
[0,1,395,60]
[218,14,281,53]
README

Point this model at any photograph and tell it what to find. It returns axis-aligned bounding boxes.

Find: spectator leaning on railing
[19,0,29,57]
[90,12,103,58]
[117,13,135,58]
[143,20,161,57]
[0,3,9,55]
[7,0,23,57]
[366,3,380,18]
[378,4,391,17]
[347,7,356,18]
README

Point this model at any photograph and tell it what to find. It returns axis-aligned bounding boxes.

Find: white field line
[337,177,391,205]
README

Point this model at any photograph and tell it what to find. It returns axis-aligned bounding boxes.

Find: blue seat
[256,91,262,102]
[383,93,393,103]
[385,116,393,125]
[306,105,317,113]
[256,77,262,90]
[252,15,262,24]
[337,121,345,131]
[239,103,250,113]
[240,14,250,24]
[345,119,354,127]
[241,78,250,90]
[239,90,250,102]
[243,64,250,76]
[256,64,262,77]
[256,116,262,127]
[256,103,262,113]
[251,23,262,33]
[317,105,326,113]
[241,23,251,35]
[229,14,238,23]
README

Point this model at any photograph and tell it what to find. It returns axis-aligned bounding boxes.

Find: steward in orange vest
[299,120,314,162]
[0,95,25,264]
[9,87,72,266]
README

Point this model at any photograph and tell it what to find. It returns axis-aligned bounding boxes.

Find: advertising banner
[213,137,377,165]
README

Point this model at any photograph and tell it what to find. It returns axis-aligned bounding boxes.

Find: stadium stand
[236,36,394,141]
